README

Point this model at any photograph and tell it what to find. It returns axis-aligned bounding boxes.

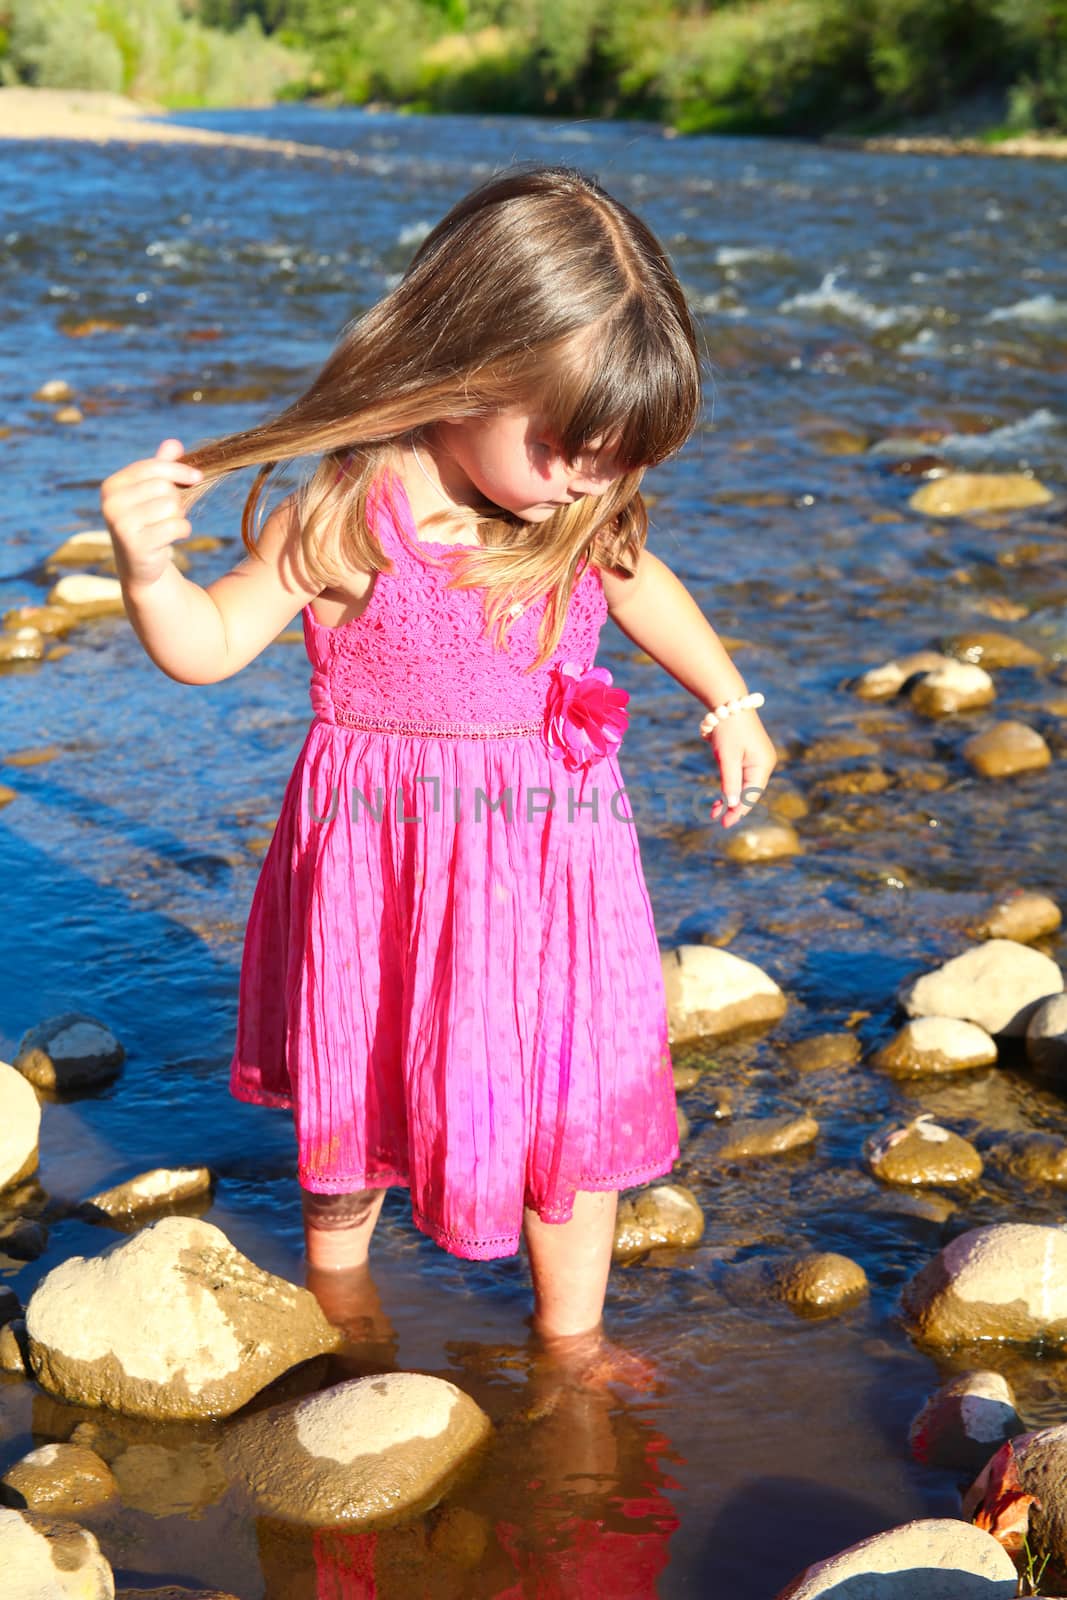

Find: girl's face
[436,405,626,522]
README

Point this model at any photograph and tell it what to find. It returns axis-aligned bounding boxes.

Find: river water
[1,105,1066,1596]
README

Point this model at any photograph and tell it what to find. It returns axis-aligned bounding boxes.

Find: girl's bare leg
[523,1188,619,1338]
[522,1188,662,1394]
[301,1185,387,1272]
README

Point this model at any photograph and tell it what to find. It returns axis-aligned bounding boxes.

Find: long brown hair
[180,161,704,670]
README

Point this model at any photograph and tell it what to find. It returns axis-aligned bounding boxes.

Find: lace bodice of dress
[304,467,609,730]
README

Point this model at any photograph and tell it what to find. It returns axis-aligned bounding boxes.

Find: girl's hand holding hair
[100,437,203,590]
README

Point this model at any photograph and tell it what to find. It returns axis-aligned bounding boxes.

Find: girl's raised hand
[703,709,778,828]
[100,438,204,589]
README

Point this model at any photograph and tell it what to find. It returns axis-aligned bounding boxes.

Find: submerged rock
[900,939,1063,1037]
[222,1372,492,1528]
[994,1131,1067,1187]
[774,1516,1017,1597]
[661,944,788,1043]
[903,1223,1067,1346]
[786,1032,862,1073]
[704,1112,819,1161]
[25,1215,342,1420]
[909,1371,1022,1474]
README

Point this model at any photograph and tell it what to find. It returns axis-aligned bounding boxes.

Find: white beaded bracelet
[699,691,765,735]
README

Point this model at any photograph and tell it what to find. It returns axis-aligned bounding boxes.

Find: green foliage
[6,0,305,104]
[3,0,1065,130]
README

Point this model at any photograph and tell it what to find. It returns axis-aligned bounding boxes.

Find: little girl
[101,161,777,1367]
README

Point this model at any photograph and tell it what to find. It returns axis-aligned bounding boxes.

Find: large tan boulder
[222,1372,492,1528]
[0,1506,114,1598]
[661,944,787,1043]
[0,1060,40,1191]
[900,939,1062,1036]
[25,1216,342,1419]
[903,1223,1067,1346]
[774,1516,1018,1597]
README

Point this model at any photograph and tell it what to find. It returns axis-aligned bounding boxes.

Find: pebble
[867,1114,982,1187]
[909,661,995,717]
[722,820,802,862]
[871,1016,999,1076]
[775,1253,868,1315]
[908,470,1053,516]
[613,1183,705,1260]
[962,719,1052,777]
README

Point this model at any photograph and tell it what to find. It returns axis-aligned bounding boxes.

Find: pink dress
[229,465,679,1260]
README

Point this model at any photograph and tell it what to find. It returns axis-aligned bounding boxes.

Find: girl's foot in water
[524,1315,664,1398]
[305,1261,399,1376]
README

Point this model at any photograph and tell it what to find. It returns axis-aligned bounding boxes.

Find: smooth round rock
[775,1253,868,1314]
[909,1371,1022,1474]
[706,1112,819,1161]
[872,1016,998,1076]
[1,1442,118,1514]
[25,1216,342,1420]
[1026,993,1067,1076]
[0,1506,114,1598]
[46,532,116,569]
[853,650,955,700]
[0,1060,40,1191]
[613,1183,705,1261]
[908,470,1053,516]
[661,944,787,1044]
[867,1115,982,1187]
[722,820,802,863]
[222,1372,492,1528]
[962,720,1052,778]
[900,939,1063,1037]
[774,1516,1018,1597]
[977,889,1062,944]
[14,1013,124,1092]
[943,631,1045,670]
[786,1033,862,1073]
[83,1167,214,1223]
[903,1223,1067,1346]
[45,573,126,618]
[909,662,995,718]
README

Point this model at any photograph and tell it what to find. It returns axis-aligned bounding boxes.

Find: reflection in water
[269,1261,682,1597]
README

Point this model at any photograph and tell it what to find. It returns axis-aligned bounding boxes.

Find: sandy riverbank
[1,84,1065,161]
[0,87,360,163]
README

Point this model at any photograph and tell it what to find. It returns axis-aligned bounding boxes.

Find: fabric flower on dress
[543,660,630,772]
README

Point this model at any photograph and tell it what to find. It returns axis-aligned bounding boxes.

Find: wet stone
[786,1032,862,1072]
[775,1253,869,1315]
[909,1371,1022,1474]
[903,1223,1067,1346]
[871,1016,999,1076]
[774,1516,1017,1597]
[14,1012,124,1092]
[613,1183,705,1261]
[867,1115,982,1188]
[899,939,1063,1038]
[975,889,1062,944]
[1,1441,118,1514]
